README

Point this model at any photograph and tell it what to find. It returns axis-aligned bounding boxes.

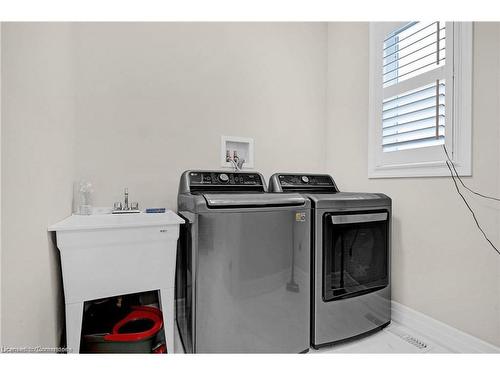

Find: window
[368,22,472,178]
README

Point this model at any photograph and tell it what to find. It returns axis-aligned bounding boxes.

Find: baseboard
[391,301,500,353]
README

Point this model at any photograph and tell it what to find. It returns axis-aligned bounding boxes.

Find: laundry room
[1,1,500,373]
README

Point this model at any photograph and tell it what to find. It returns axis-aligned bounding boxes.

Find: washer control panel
[188,171,265,190]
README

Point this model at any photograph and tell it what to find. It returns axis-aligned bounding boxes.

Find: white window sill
[368,160,472,179]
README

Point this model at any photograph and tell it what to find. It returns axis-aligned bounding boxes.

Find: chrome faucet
[112,187,139,214]
[226,150,245,171]
[123,188,129,210]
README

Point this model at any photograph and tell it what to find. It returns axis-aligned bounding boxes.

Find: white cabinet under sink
[49,211,184,353]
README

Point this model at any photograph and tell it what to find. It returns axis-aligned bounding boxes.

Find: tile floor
[173,320,452,353]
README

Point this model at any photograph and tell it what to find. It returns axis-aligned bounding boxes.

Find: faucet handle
[123,187,129,210]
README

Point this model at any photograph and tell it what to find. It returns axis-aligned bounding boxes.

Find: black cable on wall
[443,145,500,256]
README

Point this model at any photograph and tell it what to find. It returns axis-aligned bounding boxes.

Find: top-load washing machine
[269,173,391,348]
[175,170,311,353]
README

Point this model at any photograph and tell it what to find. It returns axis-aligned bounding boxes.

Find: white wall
[73,23,327,209]
[1,23,76,347]
[326,22,500,346]
[0,22,327,347]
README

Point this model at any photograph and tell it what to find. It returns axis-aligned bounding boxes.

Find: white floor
[173,320,451,353]
[312,321,450,353]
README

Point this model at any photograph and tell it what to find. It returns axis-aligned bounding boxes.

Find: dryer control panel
[269,173,339,193]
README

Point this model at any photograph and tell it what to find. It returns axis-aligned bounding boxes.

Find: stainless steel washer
[269,173,391,349]
[175,170,311,353]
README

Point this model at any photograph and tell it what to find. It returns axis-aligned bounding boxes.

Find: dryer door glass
[323,210,389,302]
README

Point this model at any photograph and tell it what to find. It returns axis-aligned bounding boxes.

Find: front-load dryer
[269,173,391,349]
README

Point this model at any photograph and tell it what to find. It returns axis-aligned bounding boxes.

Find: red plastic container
[82,306,165,353]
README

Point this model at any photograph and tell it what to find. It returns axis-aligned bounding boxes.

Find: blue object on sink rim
[145,208,166,213]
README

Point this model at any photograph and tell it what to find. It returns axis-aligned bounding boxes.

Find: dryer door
[323,210,389,302]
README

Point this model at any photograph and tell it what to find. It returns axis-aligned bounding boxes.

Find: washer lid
[203,193,306,208]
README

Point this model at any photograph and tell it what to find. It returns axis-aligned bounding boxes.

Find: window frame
[368,22,473,178]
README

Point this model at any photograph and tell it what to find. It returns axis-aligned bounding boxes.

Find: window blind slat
[382,77,445,152]
[383,36,446,66]
[383,21,434,50]
[382,103,444,123]
[383,135,445,149]
[383,47,446,77]
[383,117,444,135]
[382,94,445,118]
[383,83,445,109]
[383,126,445,145]
[383,22,446,88]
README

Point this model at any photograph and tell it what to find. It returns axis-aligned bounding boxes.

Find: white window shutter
[381,22,447,153]
[368,22,472,178]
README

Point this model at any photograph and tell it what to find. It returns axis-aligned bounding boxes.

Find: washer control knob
[301,176,310,183]
[219,173,229,183]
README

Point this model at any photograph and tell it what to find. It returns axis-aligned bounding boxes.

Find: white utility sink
[48,211,184,231]
[49,210,184,354]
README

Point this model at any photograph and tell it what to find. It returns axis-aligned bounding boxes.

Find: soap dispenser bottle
[74,180,94,215]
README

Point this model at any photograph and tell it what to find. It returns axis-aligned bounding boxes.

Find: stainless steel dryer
[269,174,391,349]
[175,170,311,353]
